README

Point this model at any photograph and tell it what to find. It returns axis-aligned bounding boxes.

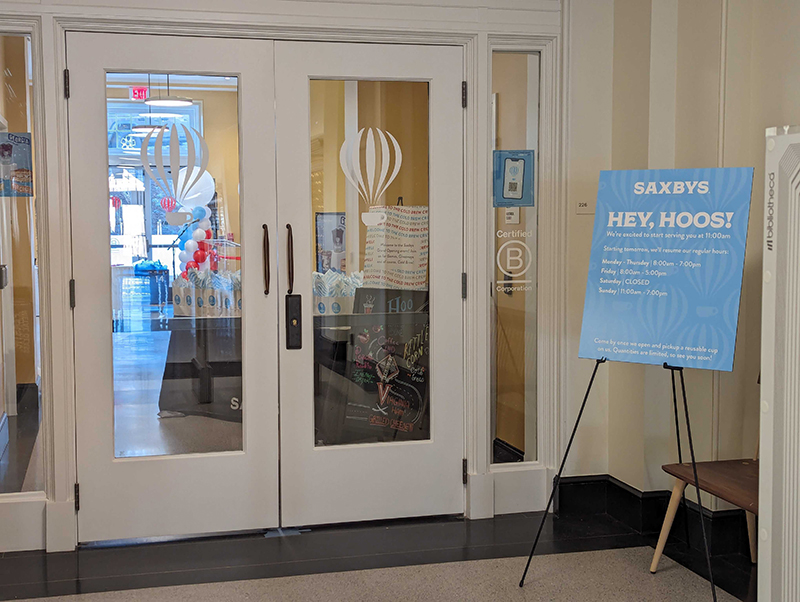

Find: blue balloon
[178,239,186,251]
[192,206,206,220]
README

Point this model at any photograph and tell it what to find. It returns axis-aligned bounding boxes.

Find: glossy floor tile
[0,512,749,601]
[13,548,739,602]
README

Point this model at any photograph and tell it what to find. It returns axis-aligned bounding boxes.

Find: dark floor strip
[0,512,751,601]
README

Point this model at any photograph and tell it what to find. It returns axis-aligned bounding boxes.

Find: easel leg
[668,366,692,548]
[650,479,687,573]
[677,368,718,602]
[519,358,606,588]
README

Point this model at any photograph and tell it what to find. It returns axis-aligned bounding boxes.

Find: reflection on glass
[107,73,243,458]
[491,52,539,464]
[310,80,431,446]
[0,34,44,494]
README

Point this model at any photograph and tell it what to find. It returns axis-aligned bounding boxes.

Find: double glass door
[68,33,464,541]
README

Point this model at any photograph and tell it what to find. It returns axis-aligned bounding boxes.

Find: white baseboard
[492,464,549,515]
[0,492,46,552]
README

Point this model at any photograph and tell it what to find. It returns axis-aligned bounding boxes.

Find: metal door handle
[262,224,270,295]
[286,224,294,295]
[0,265,7,290]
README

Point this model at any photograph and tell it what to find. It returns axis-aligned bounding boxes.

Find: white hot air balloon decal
[339,128,402,224]
[140,124,210,206]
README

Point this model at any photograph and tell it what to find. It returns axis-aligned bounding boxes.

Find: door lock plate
[0,265,7,290]
[286,294,302,349]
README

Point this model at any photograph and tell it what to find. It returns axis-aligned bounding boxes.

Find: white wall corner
[493,466,548,514]
[466,472,494,519]
[46,500,77,552]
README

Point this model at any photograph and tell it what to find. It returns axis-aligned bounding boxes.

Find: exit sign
[129,86,149,101]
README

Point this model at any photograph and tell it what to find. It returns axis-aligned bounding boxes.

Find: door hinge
[462,458,468,485]
[74,483,80,512]
[461,272,467,299]
[69,279,76,309]
[461,81,467,108]
[64,69,70,99]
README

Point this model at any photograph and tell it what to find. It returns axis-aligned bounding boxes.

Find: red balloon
[198,241,210,252]
[210,257,219,271]
[181,270,188,280]
[185,261,199,270]
[205,229,213,240]
[160,196,177,212]
[193,250,207,264]
[209,248,218,258]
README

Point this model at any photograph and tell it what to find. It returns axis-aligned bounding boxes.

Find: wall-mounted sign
[0,133,33,197]
[579,168,754,371]
[315,212,346,273]
[129,86,149,101]
[493,150,535,208]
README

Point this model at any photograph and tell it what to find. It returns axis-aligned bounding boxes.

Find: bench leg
[651,480,687,574]
[746,511,757,564]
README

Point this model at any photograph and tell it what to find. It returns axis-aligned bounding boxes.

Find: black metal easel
[518,357,605,587]
[663,363,717,602]
[518,359,718,602]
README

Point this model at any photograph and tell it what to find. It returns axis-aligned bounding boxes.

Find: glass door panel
[310,80,431,446]
[106,73,243,458]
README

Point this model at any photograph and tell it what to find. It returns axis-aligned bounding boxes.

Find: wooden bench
[650,459,759,573]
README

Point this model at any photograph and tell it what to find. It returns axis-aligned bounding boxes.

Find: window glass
[310,80,432,446]
[0,34,44,493]
[491,52,540,464]
[106,73,243,458]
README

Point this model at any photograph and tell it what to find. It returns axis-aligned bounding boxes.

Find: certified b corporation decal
[496,230,533,293]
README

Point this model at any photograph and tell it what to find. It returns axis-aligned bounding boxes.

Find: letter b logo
[497,240,532,278]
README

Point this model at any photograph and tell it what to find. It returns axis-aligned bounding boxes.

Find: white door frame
[0,9,567,552]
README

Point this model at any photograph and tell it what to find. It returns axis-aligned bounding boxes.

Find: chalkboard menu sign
[313,308,430,446]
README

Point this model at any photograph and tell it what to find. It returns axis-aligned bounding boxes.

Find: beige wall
[566,0,771,495]
[564,0,614,476]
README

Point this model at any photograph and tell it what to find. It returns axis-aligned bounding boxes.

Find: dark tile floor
[0,386,40,494]
[0,511,753,601]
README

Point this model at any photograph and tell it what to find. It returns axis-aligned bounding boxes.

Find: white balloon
[192,227,207,242]
[184,239,198,254]
[198,218,211,230]
[176,167,215,209]
[178,251,191,263]
[202,206,212,218]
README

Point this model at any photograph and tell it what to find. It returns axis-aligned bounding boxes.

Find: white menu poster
[363,205,429,290]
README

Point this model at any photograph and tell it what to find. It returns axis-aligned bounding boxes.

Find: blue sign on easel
[579,167,754,371]
[493,150,535,207]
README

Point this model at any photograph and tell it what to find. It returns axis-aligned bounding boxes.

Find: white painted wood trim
[481,29,566,494]
[0,1,565,544]
[0,491,46,553]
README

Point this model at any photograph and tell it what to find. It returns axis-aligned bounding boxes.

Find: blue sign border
[578,167,754,372]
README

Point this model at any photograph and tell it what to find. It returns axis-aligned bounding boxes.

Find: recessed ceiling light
[131,124,161,133]
[145,96,192,107]
[138,112,182,119]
